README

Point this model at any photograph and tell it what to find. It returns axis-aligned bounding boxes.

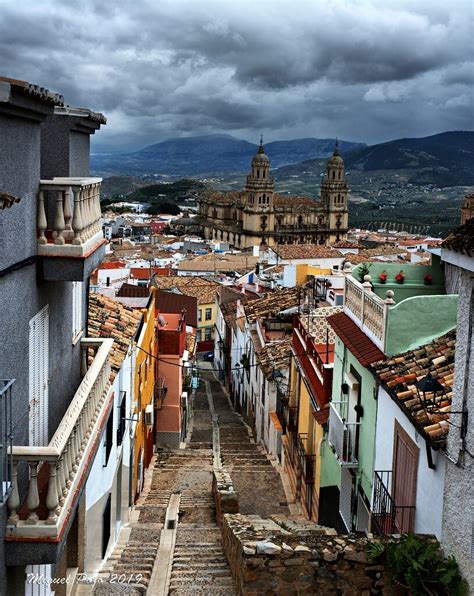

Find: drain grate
[167,519,176,530]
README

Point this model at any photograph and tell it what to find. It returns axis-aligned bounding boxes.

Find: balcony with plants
[343,262,457,355]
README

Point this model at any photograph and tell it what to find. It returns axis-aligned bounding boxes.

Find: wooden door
[392,421,418,532]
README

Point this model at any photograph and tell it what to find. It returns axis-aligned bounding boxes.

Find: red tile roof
[116,283,150,298]
[98,261,127,270]
[371,331,455,448]
[130,267,166,280]
[327,312,385,366]
[313,407,330,426]
[442,218,474,256]
[155,290,198,328]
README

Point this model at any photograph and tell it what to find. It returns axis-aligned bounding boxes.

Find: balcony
[37,178,106,280]
[371,470,416,535]
[344,276,387,349]
[154,377,168,409]
[327,402,359,467]
[344,274,458,356]
[6,338,113,540]
[0,380,13,504]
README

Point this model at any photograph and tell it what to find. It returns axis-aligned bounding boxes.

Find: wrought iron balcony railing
[6,338,113,540]
[371,470,416,535]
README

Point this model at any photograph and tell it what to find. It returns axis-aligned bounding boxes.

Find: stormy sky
[0,0,472,151]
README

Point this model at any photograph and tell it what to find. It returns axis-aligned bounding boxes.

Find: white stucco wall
[85,349,133,570]
[441,251,474,588]
[374,387,446,538]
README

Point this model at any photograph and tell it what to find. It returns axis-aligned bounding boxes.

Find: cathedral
[190,140,349,249]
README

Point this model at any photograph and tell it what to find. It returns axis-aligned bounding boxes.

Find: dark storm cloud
[0,0,472,150]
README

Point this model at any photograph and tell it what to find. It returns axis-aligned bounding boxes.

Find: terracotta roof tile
[272,244,343,260]
[256,338,292,377]
[244,288,300,322]
[327,312,385,366]
[313,407,330,426]
[371,330,456,448]
[151,275,220,305]
[88,294,142,375]
[442,218,474,256]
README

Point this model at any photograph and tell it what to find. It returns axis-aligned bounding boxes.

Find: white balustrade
[344,276,387,348]
[37,178,104,257]
[6,338,113,539]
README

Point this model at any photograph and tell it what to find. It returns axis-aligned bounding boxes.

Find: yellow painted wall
[294,365,326,511]
[297,378,311,442]
[198,301,216,341]
[132,292,156,501]
[295,264,332,286]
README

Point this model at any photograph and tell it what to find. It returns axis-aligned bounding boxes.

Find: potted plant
[358,263,372,283]
[395,270,405,284]
[424,273,433,285]
[379,271,387,284]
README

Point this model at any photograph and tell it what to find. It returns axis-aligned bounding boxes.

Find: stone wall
[212,469,239,526]
[221,513,400,595]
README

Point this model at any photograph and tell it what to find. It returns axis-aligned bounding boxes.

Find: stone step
[173,556,228,563]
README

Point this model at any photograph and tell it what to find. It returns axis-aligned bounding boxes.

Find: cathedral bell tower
[243,137,275,243]
[320,141,349,242]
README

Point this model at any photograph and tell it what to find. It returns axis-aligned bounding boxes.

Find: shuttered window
[339,467,353,532]
[29,305,49,448]
[72,281,84,341]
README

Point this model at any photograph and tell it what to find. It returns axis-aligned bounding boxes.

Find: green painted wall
[321,337,377,501]
[320,440,341,488]
[386,295,458,355]
[353,260,445,302]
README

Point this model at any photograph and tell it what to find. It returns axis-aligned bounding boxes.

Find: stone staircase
[169,526,237,595]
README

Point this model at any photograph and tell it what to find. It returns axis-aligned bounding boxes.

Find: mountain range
[92,131,474,186]
[91,134,365,176]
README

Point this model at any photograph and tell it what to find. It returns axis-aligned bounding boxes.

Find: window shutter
[29,305,49,447]
[339,467,353,532]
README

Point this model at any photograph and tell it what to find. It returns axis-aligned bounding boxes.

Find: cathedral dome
[328,140,343,165]
[252,137,270,164]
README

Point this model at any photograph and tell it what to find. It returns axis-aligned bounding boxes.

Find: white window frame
[72,281,84,344]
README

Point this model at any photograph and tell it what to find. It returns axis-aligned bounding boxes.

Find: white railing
[328,402,359,467]
[344,277,387,348]
[37,177,104,257]
[6,338,113,539]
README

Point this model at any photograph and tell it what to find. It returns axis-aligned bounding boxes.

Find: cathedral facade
[194,140,349,249]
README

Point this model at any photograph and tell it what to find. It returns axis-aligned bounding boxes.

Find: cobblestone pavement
[90,368,290,594]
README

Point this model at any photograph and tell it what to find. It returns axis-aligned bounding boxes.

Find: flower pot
[379,279,387,284]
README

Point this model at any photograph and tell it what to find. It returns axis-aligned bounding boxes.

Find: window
[198,309,202,322]
[72,281,83,341]
[205,327,213,340]
[117,391,126,446]
[103,410,114,466]
[205,308,212,321]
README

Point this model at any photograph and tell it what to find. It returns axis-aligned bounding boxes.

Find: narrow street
[91,366,292,595]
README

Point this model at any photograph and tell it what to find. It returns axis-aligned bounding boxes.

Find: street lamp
[415,373,444,407]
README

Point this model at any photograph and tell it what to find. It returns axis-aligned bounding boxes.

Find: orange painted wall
[132,292,155,501]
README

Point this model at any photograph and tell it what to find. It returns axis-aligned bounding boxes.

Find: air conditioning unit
[180,391,188,409]
[144,404,154,426]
